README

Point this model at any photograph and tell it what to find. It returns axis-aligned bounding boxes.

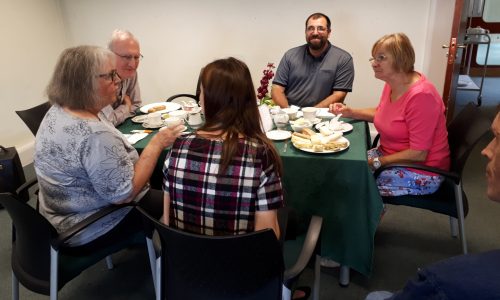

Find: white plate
[266,130,292,141]
[315,121,353,133]
[140,102,182,114]
[292,136,350,154]
[290,117,321,125]
[131,115,149,123]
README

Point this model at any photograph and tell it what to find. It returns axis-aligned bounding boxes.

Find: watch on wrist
[373,157,381,170]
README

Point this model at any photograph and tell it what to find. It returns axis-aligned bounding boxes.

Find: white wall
[1,0,454,165]
[0,0,67,164]
[59,0,453,106]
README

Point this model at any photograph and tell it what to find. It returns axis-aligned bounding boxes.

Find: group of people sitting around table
[32,11,500,300]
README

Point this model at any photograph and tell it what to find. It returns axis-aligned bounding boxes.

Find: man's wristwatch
[373,157,381,170]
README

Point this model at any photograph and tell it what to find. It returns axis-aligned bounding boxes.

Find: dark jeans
[64,188,163,254]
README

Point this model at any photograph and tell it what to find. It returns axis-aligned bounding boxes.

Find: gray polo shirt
[273,42,354,107]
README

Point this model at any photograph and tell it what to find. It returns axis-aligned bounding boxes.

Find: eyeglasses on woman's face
[369,54,388,63]
[97,69,121,82]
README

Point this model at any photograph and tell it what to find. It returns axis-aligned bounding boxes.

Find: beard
[307,36,327,51]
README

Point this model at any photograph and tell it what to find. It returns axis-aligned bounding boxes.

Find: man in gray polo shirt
[272,13,354,108]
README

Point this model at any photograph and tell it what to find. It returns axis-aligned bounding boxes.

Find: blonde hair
[372,33,415,73]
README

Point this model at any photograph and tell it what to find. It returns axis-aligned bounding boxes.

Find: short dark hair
[305,13,331,30]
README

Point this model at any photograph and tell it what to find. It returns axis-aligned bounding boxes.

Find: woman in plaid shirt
[162,57,284,238]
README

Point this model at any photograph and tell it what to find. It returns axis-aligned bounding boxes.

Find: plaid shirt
[162,135,284,236]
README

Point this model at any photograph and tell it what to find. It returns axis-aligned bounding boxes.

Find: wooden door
[442,0,470,123]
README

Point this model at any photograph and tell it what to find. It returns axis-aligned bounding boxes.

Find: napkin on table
[124,133,149,145]
[258,105,274,132]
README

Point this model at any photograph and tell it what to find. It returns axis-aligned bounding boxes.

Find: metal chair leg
[455,183,468,254]
[105,255,114,269]
[155,257,161,300]
[281,284,292,300]
[449,217,458,238]
[50,247,58,300]
[12,271,19,300]
[313,254,321,300]
[146,237,157,285]
[339,265,350,287]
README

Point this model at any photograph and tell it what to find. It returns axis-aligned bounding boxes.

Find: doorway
[444,0,500,121]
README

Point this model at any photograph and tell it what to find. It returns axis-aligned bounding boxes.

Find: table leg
[313,254,320,300]
[339,265,350,287]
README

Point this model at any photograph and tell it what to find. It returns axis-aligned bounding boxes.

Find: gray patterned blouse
[34,104,140,246]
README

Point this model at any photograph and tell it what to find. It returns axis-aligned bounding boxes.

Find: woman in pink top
[331,33,450,196]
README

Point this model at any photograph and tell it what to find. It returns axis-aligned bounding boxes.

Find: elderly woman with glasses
[34,45,183,248]
[331,33,450,196]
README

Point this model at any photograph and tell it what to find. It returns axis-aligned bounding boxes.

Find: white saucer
[131,115,148,123]
[143,122,166,129]
[266,130,292,141]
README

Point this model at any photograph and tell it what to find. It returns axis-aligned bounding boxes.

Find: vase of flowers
[257,63,276,106]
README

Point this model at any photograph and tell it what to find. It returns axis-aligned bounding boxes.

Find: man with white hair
[366,109,500,299]
[102,29,143,126]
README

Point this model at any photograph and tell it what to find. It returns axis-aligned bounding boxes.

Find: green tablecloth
[118,118,383,276]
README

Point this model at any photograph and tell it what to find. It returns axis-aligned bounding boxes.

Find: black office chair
[373,103,491,254]
[0,146,31,206]
[166,71,201,104]
[0,190,144,300]
[138,207,322,300]
[15,101,51,136]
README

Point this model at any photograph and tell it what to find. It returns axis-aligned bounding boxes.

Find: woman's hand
[329,104,376,122]
[329,103,352,117]
[125,125,185,203]
[150,125,184,149]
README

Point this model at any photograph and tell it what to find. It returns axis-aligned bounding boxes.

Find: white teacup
[169,110,188,120]
[182,101,198,112]
[164,117,184,128]
[187,112,203,127]
[282,107,298,120]
[272,112,289,130]
[302,107,318,121]
[147,112,163,126]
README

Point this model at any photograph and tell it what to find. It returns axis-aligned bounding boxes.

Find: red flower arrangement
[257,63,275,105]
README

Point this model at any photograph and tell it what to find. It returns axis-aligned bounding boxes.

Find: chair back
[15,101,51,136]
[0,192,57,294]
[447,103,491,175]
[139,208,284,300]
[166,69,202,103]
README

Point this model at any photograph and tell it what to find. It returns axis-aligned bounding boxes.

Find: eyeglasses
[369,55,388,63]
[114,52,143,62]
[97,69,120,82]
[306,26,328,33]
